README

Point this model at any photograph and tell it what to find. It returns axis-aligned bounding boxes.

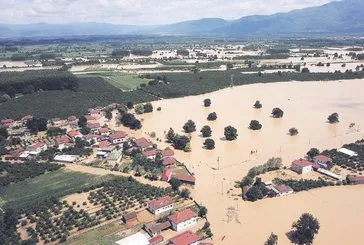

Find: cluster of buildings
[117,195,209,245]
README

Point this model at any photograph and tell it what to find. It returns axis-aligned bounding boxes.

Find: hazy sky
[1,0,336,25]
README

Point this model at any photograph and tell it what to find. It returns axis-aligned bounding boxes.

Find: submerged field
[133,79,364,245]
[0,169,116,210]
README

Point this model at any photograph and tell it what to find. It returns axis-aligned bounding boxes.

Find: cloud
[0,0,336,25]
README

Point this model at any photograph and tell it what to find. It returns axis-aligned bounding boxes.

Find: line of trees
[0,70,78,97]
[0,161,63,187]
[273,178,335,192]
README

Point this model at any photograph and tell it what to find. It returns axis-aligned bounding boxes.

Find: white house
[147,196,173,215]
[109,131,127,144]
[271,184,294,197]
[168,208,198,231]
[143,149,157,161]
[27,142,47,154]
[291,159,313,174]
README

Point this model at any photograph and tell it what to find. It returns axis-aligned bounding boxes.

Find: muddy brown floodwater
[135,79,364,244]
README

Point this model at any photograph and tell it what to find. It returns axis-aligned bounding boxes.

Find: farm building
[338,148,358,157]
[291,159,313,174]
[317,168,341,180]
[114,232,149,245]
[348,175,364,185]
[106,149,123,164]
[122,212,137,226]
[144,221,171,237]
[53,155,79,163]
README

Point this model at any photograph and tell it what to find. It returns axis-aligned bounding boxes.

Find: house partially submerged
[271,184,294,197]
[348,175,364,185]
[291,159,313,174]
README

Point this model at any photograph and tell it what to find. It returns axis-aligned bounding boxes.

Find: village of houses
[0,104,213,245]
[2,103,364,244]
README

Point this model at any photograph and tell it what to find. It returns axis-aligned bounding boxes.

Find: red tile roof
[170,230,199,245]
[1,118,14,124]
[87,122,101,129]
[173,174,196,184]
[84,115,96,121]
[149,235,164,245]
[99,128,110,134]
[109,131,126,139]
[122,212,137,221]
[67,131,81,138]
[163,157,176,166]
[148,196,172,210]
[292,159,313,168]
[21,115,33,121]
[162,149,174,157]
[168,209,197,225]
[99,141,110,149]
[314,155,332,163]
[135,137,152,148]
[274,184,293,193]
[143,149,157,157]
[161,168,172,181]
[55,136,70,145]
[83,134,100,140]
[348,175,364,182]
[31,142,46,149]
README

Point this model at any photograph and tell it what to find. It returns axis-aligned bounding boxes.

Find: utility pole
[217,157,220,170]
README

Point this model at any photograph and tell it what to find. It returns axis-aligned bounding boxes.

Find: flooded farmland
[135,79,364,244]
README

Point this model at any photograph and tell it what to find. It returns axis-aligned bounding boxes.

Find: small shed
[122,212,137,226]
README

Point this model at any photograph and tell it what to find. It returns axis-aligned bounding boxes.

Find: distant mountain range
[1,0,363,38]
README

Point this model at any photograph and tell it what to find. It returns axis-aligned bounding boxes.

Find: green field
[79,72,150,90]
[65,220,124,245]
[0,169,116,210]
[0,76,156,119]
